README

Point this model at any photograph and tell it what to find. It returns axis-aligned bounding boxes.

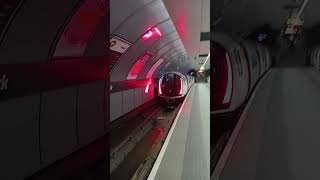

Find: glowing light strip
[143,31,153,38]
[200,53,210,70]
[142,27,162,39]
[145,83,150,93]
[154,27,162,36]
[179,78,183,95]
[158,77,163,95]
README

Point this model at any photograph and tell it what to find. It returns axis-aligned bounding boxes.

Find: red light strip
[154,27,162,36]
[143,31,153,39]
[159,78,163,95]
[142,27,162,39]
[145,83,150,93]
[179,78,183,95]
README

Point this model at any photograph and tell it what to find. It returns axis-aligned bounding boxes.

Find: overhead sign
[110,36,132,53]
[110,36,132,71]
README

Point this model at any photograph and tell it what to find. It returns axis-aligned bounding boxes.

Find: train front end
[158,72,185,105]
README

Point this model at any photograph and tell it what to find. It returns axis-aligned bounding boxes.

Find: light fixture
[179,78,183,95]
[142,27,162,40]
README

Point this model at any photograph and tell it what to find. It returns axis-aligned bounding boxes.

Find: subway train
[212,32,272,114]
[158,72,195,104]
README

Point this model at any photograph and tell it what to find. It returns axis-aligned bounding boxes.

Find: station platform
[214,67,320,180]
[148,83,210,180]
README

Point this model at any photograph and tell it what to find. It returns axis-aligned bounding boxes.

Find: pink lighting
[127,52,153,80]
[142,27,162,40]
[154,28,162,36]
[145,82,150,93]
[179,78,183,95]
[158,78,163,95]
[143,31,153,38]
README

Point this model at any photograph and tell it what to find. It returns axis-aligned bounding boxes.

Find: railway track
[110,102,182,180]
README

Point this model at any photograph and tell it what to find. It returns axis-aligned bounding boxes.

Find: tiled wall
[110,83,155,122]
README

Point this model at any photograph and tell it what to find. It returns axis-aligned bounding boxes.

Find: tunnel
[110,0,210,180]
[211,0,320,180]
[5,0,320,179]
[0,0,211,179]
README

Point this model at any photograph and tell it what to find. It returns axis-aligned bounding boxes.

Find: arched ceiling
[110,0,196,82]
[163,0,210,68]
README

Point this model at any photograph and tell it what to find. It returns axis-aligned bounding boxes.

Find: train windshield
[160,73,182,96]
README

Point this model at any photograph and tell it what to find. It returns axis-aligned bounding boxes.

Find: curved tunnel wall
[0,0,107,179]
[110,0,194,122]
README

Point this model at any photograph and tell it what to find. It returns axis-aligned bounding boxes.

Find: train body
[212,32,272,114]
[158,71,195,104]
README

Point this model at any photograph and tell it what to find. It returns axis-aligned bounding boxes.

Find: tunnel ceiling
[163,0,210,60]
[212,0,320,38]
[110,0,198,82]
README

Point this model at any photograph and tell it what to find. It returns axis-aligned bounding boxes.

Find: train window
[160,73,182,96]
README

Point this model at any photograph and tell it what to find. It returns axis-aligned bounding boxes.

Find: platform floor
[149,83,210,180]
[219,67,320,180]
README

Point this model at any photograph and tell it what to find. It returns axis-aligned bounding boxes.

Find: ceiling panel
[112,0,170,42]
[110,0,154,33]
[111,0,200,82]
[163,0,205,58]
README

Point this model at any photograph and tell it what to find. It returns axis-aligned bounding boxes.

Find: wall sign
[110,36,132,53]
[110,36,132,71]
